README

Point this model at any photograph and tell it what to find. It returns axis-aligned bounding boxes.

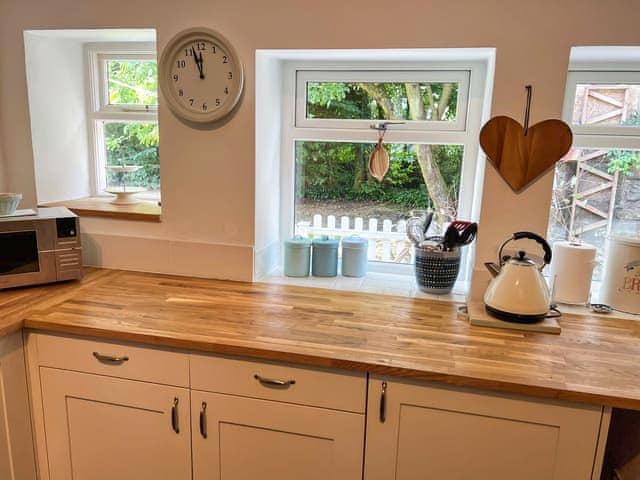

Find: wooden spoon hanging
[369,138,389,182]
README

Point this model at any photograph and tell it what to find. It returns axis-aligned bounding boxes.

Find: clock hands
[191,46,205,79]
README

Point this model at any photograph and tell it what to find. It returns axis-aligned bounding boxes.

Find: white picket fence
[296,214,414,263]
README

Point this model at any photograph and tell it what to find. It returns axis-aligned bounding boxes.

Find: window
[282,62,487,274]
[548,69,640,281]
[87,43,160,200]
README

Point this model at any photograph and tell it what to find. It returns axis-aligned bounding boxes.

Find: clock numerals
[212,45,216,54]
[223,55,229,64]
[224,87,229,95]
[202,103,208,111]
[216,98,221,106]
[197,42,206,51]
[227,72,233,80]
[176,60,186,69]
[189,98,194,106]
[173,74,179,82]
[178,89,184,96]
[185,48,193,56]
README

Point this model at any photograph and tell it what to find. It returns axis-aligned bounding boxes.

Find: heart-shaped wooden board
[479,116,573,193]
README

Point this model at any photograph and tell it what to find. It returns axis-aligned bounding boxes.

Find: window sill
[259,268,468,304]
[39,197,161,222]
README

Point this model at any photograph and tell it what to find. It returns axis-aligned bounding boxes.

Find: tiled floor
[259,269,468,303]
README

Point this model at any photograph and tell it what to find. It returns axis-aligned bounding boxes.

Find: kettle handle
[498,232,552,268]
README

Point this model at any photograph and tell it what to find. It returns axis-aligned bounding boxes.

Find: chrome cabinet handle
[200,402,207,439]
[380,381,387,423]
[171,397,180,434]
[92,352,129,364]
[253,374,296,388]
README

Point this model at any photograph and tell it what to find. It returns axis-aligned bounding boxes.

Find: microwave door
[0,230,40,275]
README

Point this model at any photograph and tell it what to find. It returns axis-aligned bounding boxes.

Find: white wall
[24,33,90,203]
[1,0,639,286]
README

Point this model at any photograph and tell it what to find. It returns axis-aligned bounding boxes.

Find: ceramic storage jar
[341,236,368,277]
[283,236,312,277]
[312,237,339,277]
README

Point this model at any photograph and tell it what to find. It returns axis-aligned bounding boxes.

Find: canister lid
[342,236,368,250]
[312,236,339,249]
[284,236,311,249]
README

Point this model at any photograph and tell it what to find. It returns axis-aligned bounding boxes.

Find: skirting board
[466,302,561,334]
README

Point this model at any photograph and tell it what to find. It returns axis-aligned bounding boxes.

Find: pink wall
[1,0,638,287]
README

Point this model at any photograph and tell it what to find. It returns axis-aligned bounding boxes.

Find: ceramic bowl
[0,193,22,216]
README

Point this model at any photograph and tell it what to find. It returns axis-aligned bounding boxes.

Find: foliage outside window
[289,68,482,267]
[88,44,160,198]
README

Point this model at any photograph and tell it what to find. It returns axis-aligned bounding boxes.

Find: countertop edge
[23,318,640,411]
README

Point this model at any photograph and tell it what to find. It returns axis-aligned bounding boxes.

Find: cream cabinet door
[192,390,365,480]
[0,332,36,480]
[364,376,605,480]
[40,367,191,480]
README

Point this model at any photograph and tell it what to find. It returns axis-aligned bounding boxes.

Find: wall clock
[159,27,244,123]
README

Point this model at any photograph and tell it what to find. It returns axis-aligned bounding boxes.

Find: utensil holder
[414,246,461,294]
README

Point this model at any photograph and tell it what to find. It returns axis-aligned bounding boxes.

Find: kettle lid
[505,250,537,267]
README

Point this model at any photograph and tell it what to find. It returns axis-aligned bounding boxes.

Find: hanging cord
[523,85,532,136]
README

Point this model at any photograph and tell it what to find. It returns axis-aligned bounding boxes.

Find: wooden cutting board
[465,301,561,334]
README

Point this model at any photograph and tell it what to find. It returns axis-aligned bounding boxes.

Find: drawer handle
[199,402,207,439]
[380,381,387,423]
[253,374,296,388]
[92,352,129,364]
[171,397,180,434]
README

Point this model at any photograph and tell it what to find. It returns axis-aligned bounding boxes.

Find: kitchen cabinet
[0,332,37,480]
[364,376,608,480]
[39,367,191,480]
[191,390,364,480]
[190,352,366,480]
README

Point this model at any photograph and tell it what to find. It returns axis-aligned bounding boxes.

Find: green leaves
[607,150,640,176]
[107,60,158,106]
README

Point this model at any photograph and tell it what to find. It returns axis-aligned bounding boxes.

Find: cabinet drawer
[31,333,189,387]
[190,353,366,413]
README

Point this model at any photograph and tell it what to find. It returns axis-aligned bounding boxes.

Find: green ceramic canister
[341,236,369,277]
[312,236,339,277]
[283,236,312,277]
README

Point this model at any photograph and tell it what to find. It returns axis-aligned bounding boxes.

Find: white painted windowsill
[259,268,468,304]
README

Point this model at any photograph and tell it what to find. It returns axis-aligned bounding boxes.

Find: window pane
[294,141,463,264]
[107,60,158,106]
[306,82,459,122]
[103,122,160,194]
[548,148,640,280]
[572,84,640,127]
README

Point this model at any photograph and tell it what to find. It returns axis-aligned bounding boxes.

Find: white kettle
[484,232,555,322]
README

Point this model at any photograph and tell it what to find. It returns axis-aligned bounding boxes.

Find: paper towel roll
[549,241,596,305]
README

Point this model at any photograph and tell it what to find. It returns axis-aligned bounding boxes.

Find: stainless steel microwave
[0,207,83,289]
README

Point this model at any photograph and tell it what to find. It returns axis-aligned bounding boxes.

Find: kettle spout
[484,262,501,278]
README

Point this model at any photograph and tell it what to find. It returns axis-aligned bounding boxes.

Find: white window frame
[563,70,640,139]
[295,70,470,131]
[280,59,488,276]
[85,42,159,197]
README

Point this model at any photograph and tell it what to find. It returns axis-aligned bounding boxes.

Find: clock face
[160,28,244,123]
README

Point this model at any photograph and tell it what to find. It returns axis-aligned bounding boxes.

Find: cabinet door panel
[192,390,364,480]
[40,367,191,480]
[365,377,604,480]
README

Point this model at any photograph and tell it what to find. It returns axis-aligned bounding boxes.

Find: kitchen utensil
[600,235,640,314]
[311,236,339,277]
[450,220,471,233]
[483,231,555,322]
[479,86,572,193]
[407,217,426,244]
[443,225,459,251]
[423,211,434,234]
[590,303,612,314]
[415,245,461,294]
[369,138,389,181]
[341,236,368,278]
[283,236,311,277]
[456,222,477,246]
[0,193,22,216]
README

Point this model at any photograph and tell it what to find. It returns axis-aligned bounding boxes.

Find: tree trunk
[405,83,455,222]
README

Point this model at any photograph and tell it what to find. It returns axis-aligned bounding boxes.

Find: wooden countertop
[3,268,640,410]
